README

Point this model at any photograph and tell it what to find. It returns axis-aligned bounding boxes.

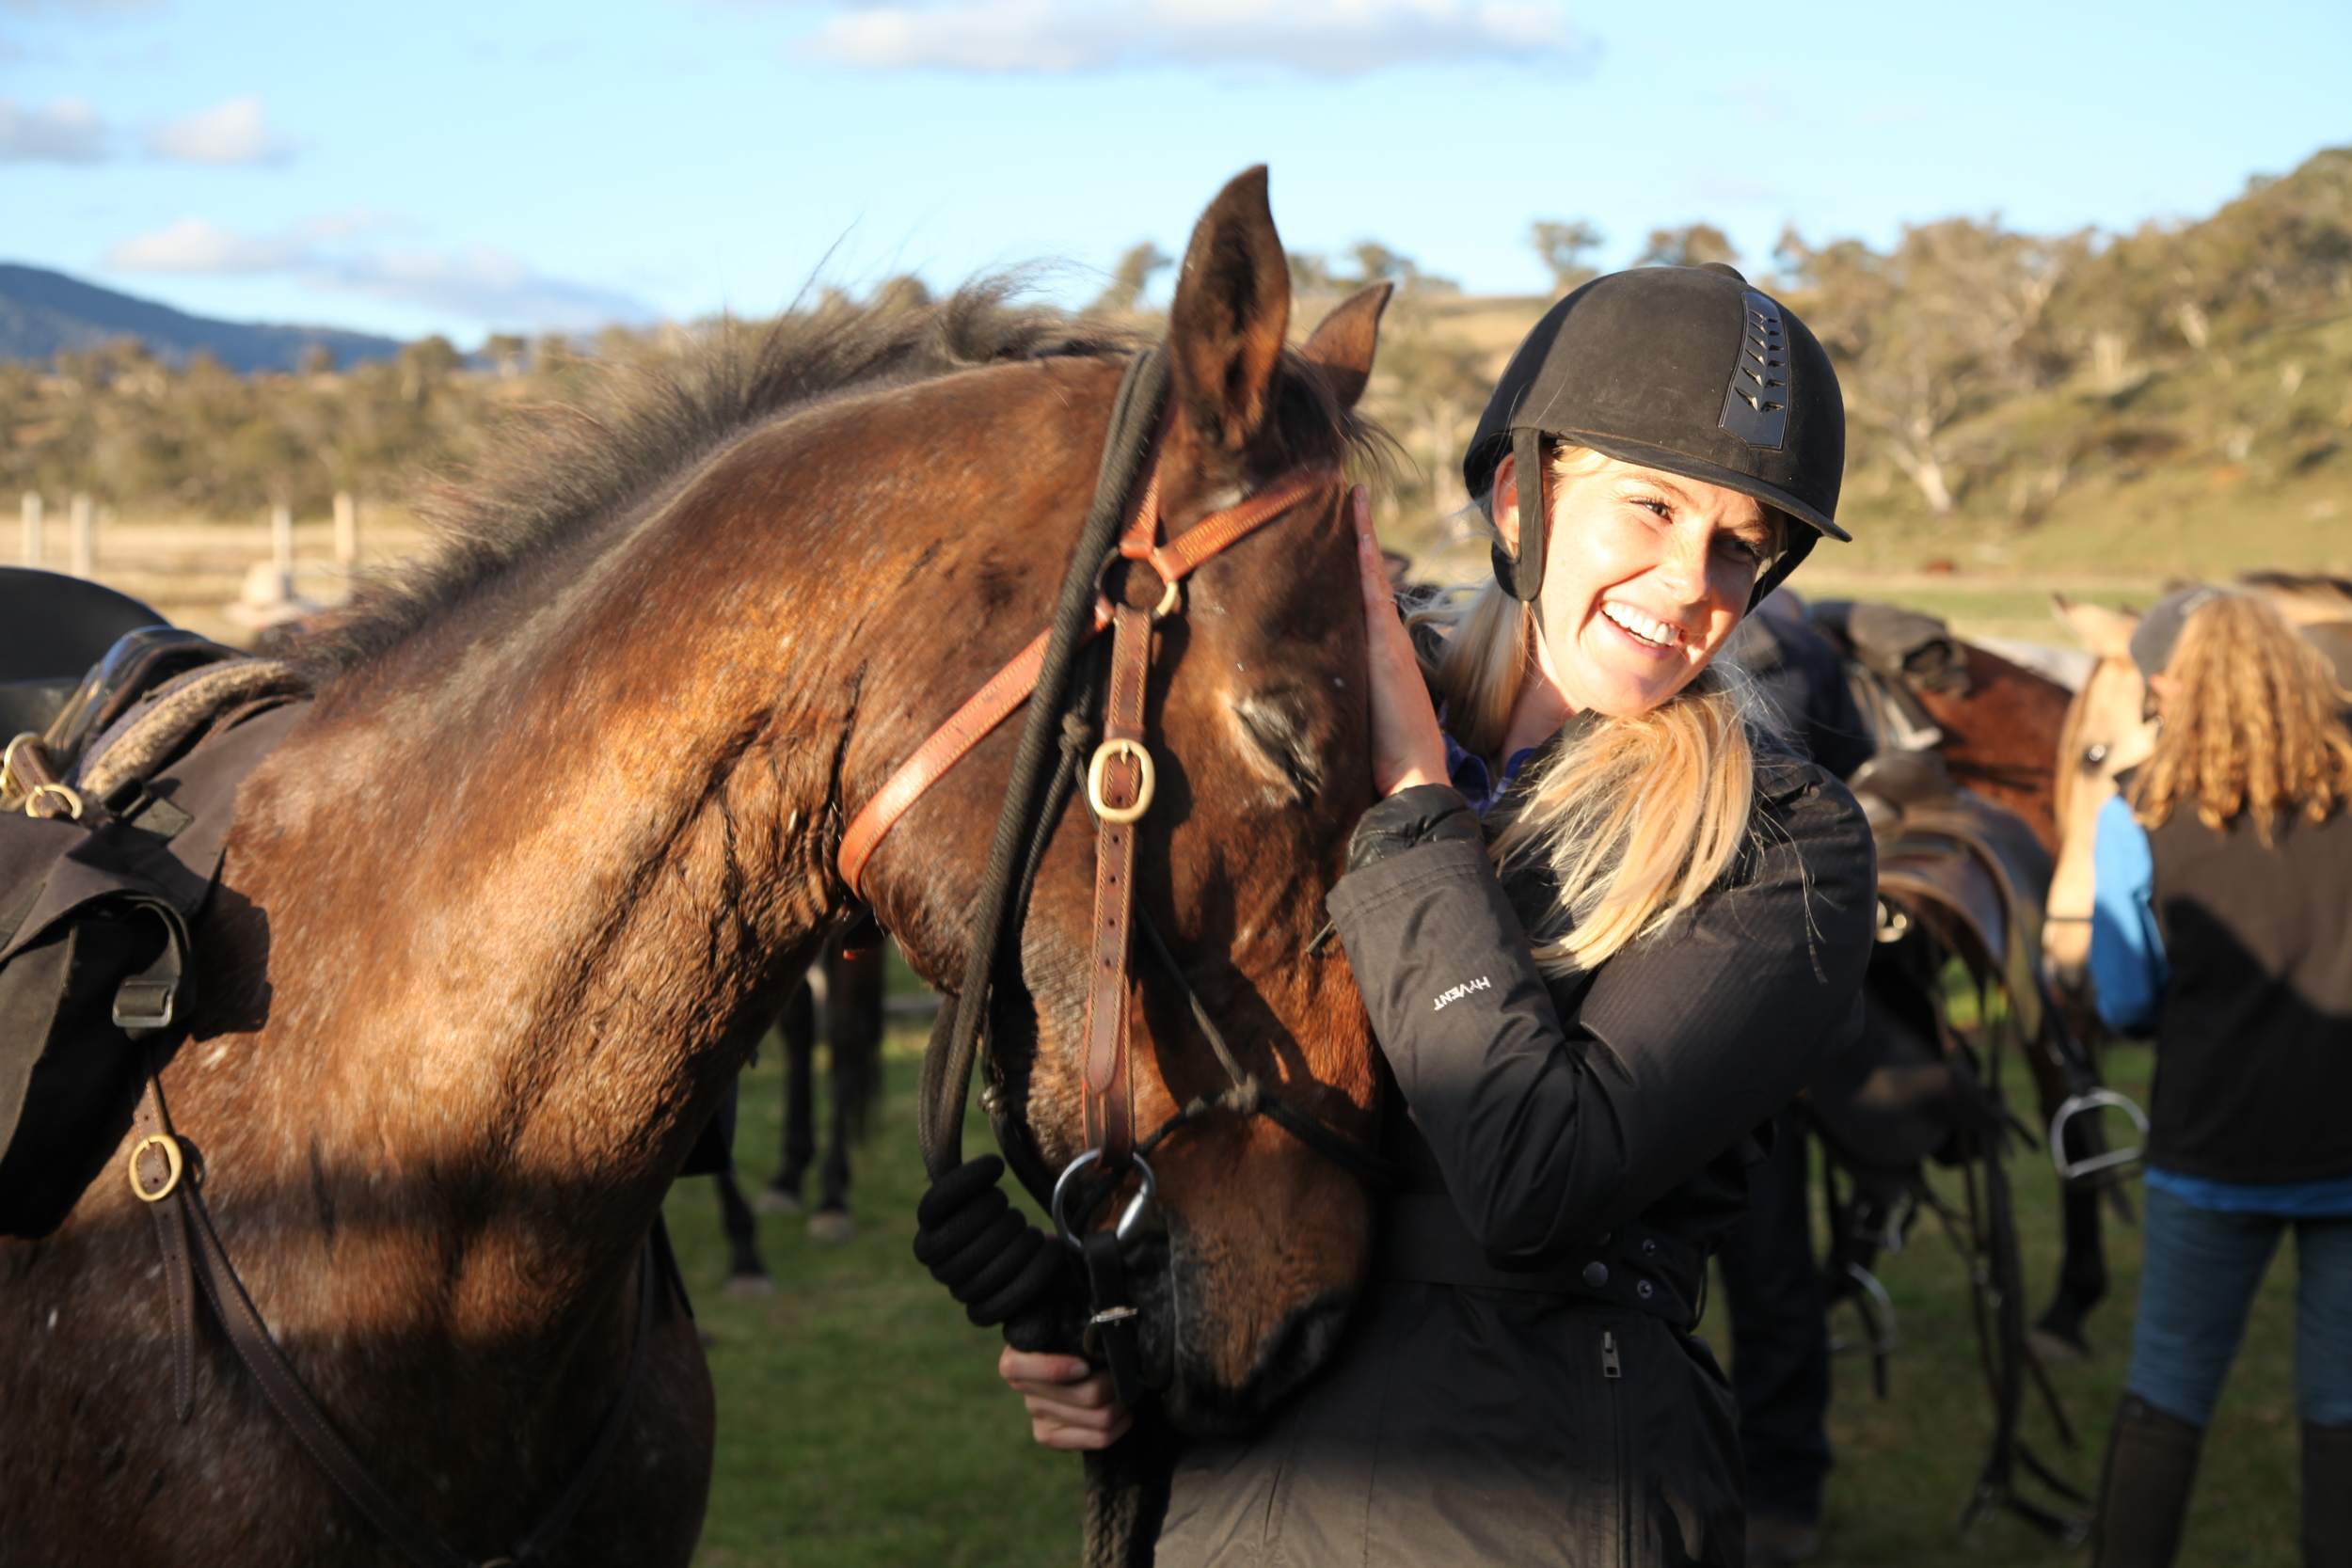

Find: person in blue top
[2088,585,2352,1568]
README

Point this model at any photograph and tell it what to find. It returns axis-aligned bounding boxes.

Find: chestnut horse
[0,170,1387,1565]
[2044,597,2160,992]
[1912,642,2074,855]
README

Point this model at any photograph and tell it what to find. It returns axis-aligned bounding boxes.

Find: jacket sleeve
[2090,792,2168,1037]
[1326,764,1876,1265]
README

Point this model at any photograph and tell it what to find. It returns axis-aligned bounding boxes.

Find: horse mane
[296,283,1139,678]
[2238,570,2352,619]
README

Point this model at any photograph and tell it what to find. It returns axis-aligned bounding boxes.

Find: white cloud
[146,94,293,166]
[104,216,305,272]
[321,247,657,332]
[102,214,656,331]
[796,0,1587,76]
[2,0,162,14]
[0,96,108,162]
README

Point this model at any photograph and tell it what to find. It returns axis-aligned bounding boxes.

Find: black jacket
[1156,738,1875,1567]
[2145,801,2352,1183]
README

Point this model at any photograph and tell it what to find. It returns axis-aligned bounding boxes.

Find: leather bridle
[840,350,1395,1396]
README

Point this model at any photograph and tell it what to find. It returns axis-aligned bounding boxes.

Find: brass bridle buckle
[1086,737,1154,825]
[128,1132,185,1203]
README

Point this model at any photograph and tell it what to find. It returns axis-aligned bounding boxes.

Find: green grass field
[661,1024,2306,1566]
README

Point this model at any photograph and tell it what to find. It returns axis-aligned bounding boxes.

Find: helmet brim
[1563,428,1852,544]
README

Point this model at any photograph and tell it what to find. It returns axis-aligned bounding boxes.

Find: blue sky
[4,0,2348,346]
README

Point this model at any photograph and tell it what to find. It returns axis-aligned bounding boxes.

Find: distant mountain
[0,263,405,373]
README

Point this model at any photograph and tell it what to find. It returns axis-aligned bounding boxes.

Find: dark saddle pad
[0,617,306,1238]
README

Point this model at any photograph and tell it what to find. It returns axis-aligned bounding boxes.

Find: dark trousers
[1717,1103,1834,1523]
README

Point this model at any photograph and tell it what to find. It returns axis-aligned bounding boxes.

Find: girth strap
[128,1069,661,1568]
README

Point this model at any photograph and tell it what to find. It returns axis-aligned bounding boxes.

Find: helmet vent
[1719,290,1791,450]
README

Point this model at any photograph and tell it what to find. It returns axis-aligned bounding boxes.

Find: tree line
[4,147,2345,545]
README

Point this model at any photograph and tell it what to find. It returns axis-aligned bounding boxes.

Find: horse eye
[1232,691,1325,802]
[2083,742,2109,768]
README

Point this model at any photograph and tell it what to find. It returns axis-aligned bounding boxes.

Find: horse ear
[1300,283,1392,411]
[2053,594,2140,661]
[1167,166,1291,453]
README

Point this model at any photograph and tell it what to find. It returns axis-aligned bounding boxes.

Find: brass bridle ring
[1,732,40,796]
[24,782,83,821]
[128,1132,184,1203]
[1087,738,1154,825]
[1151,575,1181,620]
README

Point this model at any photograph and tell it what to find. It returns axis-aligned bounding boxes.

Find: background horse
[1804,600,2123,1536]
[709,935,889,1294]
[1,170,1390,1566]
[2045,574,2352,995]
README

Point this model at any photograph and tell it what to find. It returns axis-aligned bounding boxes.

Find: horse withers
[1,168,1388,1567]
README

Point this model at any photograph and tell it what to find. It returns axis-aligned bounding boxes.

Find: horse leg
[713,1167,773,1295]
[808,943,883,1243]
[2027,1003,2112,1359]
[2035,1128,2111,1360]
[758,981,818,1214]
[806,1088,857,1243]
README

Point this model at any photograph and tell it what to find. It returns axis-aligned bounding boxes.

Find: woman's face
[1496,450,1777,718]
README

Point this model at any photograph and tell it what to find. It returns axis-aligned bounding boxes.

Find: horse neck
[198,436,886,1302]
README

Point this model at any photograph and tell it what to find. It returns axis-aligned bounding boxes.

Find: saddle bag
[0,702,303,1237]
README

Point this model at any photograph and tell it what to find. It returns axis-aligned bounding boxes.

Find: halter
[842,350,1395,1399]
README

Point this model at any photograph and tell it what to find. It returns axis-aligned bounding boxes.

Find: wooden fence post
[69,494,93,578]
[19,493,39,568]
[272,503,294,586]
[334,491,358,567]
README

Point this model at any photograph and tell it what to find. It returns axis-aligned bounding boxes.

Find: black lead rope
[916,348,1170,1181]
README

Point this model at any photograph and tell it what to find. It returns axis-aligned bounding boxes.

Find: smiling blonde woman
[1005,263,1878,1568]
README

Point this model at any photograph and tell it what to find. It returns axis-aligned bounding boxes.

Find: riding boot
[2306,1421,2352,1568]
[2091,1394,2203,1568]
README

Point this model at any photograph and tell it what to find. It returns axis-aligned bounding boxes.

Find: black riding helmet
[1464,262,1848,610]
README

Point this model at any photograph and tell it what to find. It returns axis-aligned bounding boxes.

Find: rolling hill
[0,263,402,374]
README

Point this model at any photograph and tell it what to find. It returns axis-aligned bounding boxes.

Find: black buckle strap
[1080,1228,1147,1407]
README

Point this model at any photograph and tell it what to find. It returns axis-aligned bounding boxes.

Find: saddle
[0,574,310,1237]
[0,566,171,737]
[1812,598,1971,755]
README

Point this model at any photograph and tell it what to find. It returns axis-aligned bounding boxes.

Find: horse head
[2045,595,2156,989]
[852,170,1388,1433]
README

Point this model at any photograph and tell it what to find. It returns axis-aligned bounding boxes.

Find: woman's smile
[1598,599,1690,654]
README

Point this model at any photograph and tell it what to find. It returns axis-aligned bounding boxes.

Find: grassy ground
[663,1023,2303,1566]
[661,1027,1081,1568]
[1798,1043,2302,1566]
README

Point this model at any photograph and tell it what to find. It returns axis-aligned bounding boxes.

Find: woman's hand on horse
[1356,487,1449,797]
[999,1347,1133,1449]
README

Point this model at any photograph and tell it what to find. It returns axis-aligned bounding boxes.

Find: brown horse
[1912,642,2075,854]
[1,170,1387,1565]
